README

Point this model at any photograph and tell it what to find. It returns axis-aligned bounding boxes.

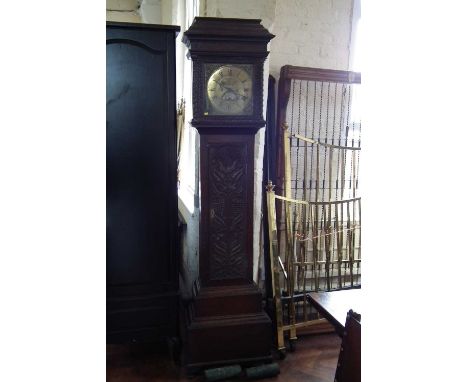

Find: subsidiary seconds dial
[206,65,253,115]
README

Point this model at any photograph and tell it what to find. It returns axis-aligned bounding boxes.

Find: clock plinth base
[184,283,272,373]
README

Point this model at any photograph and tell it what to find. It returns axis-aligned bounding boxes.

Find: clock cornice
[183,17,274,57]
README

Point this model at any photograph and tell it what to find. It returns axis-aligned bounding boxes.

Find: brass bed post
[266,181,286,354]
[282,122,297,344]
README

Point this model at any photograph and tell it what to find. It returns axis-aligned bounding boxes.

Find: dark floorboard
[107,333,341,382]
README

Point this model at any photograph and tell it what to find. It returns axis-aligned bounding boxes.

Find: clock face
[205,64,253,116]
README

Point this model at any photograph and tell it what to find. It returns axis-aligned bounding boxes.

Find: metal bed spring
[268,66,361,355]
[266,184,361,354]
[275,66,361,202]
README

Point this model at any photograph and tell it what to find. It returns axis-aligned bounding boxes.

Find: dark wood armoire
[106,22,180,344]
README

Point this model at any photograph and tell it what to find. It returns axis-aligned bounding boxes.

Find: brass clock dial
[206,65,253,115]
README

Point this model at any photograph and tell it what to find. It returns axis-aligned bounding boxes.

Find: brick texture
[269,0,353,79]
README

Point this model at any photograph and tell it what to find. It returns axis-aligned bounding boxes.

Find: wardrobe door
[106,23,179,344]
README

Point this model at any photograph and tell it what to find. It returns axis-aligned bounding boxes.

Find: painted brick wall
[106,0,171,24]
[204,0,276,30]
[269,0,353,79]
[140,0,163,24]
[106,0,142,22]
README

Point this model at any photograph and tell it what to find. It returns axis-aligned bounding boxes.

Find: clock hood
[183,17,275,57]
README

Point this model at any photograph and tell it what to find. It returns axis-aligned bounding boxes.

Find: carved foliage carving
[208,144,248,280]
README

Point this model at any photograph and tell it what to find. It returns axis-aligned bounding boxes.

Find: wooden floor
[107,333,341,382]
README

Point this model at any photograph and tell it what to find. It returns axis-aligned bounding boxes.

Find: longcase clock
[183,17,274,371]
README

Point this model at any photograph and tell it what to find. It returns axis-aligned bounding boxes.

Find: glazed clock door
[106,22,179,344]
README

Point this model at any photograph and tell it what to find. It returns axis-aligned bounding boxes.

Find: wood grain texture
[335,310,361,382]
[279,65,361,84]
[107,333,341,382]
[307,289,361,336]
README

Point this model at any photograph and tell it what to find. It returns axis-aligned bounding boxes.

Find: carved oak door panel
[199,135,254,286]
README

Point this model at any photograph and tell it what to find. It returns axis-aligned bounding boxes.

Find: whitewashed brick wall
[203,0,276,30]
[269,0,353,79]
[106,0,142,23]
[140,0,163,24]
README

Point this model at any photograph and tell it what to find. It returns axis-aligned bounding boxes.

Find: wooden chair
[334,310,361,382]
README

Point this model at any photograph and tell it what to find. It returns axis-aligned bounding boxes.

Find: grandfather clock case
[183,18,274,370]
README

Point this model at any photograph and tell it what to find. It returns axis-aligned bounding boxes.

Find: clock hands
[213,79,229,92]
[214,80,246,101]
[225,87,248,101]
[208,66,251,113]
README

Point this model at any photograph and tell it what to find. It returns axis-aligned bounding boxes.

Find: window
[177,0,199,214]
